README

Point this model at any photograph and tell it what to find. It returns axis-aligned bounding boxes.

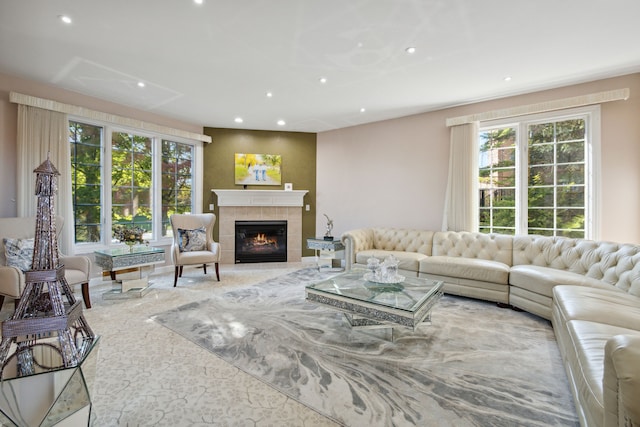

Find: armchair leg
[174,266,180,287]
[179,266,184,277]
[81,282,92,309]
[0,295,4,310]
[215,262,220,281]
[203,264,207,274]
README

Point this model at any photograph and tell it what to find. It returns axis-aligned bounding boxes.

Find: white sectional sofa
[341,227,640,427]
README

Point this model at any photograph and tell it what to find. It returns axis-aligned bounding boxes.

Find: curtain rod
[10,91,212,143]
[445,88,630,127]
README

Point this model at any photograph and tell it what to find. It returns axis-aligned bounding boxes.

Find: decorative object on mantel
[113,224,147,251]
[0,157,98,425]
[323,213,334,240]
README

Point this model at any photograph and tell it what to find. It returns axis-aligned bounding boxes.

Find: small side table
[94,246,165,299]
[307,238,345,272]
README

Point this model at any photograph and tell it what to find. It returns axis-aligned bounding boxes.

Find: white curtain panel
[442,122,479,232]
[17,105,74,254]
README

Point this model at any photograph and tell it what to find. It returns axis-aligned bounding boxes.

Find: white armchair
[170,213,221,287]
[0,216,92,309]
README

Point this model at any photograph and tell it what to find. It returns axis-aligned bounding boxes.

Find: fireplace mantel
[212,189,308,207]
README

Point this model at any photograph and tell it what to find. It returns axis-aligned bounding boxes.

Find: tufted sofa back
[432,231,513,265]
[513,235,640,294]
[371,228,434,255]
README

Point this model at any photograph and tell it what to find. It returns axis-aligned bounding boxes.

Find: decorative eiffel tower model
[0,158,96,379]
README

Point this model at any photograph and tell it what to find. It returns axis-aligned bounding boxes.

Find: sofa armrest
[341,228,375,270]
[0,266,24,299]
[604,334,640,427]
[60,254,91,279]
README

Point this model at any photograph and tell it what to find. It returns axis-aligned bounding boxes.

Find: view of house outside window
[161,140,194,238]
[111,132,153,240]
[69,121,103,244]
[479,126,517,235]
[479,110,592,238]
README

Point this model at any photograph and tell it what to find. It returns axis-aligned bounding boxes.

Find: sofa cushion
[553,285,640,330]
[510,265,605,298]
[356,250,427,272]
[419,256,510,284]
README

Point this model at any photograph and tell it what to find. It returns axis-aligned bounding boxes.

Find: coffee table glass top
[94,246,165,258]
[306,268,443,313]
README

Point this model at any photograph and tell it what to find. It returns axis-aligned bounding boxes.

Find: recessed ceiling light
[319,77,327,84]
[277,120,286,126]
[504,76,512,82]
[234,117,243,123]
[266,92,273,98]
[137,81,145,88]
[360,108,366,113]
[193,0,204,4]
[405,47,416,54]
[59,15,72,24]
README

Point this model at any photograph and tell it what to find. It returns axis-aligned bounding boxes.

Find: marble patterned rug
[151,268,578,427]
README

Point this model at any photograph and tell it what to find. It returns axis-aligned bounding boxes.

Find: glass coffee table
[305,268,444,335]
[94,246,165,299]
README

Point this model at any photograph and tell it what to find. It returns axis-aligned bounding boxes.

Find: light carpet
[151,268,578,427]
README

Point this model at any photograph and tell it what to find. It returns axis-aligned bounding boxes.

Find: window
[112,131,153,236]
[70,121,102,243]
[69,120,199,247]
[161,140,194,237]
[478,107,598,238]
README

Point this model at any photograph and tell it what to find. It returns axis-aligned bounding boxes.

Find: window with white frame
[69,119,198,246]
[478,106,599,238]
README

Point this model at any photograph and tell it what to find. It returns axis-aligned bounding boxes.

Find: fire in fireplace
[235,220,287,263]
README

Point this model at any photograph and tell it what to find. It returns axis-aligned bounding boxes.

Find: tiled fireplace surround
[214,190,308,264]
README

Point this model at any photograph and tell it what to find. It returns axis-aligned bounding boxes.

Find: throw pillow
[3,237,34,272]
[177,227,207,252]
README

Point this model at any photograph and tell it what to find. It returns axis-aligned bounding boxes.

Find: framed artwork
[235,153,282,186]
[284,183,293,191]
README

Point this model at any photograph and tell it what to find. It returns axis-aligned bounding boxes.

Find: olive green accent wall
[203,127,317,258]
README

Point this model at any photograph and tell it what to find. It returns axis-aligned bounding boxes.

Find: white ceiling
[1,0,639,133]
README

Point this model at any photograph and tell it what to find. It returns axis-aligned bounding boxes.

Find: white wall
[317,112,450,236]
[317,73,640,244]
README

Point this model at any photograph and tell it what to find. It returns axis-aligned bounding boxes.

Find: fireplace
[235,220,287,263]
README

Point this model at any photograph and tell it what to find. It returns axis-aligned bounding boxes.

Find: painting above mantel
[212,189,308,207]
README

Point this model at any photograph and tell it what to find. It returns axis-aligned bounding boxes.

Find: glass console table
[306,238,345,271]
[94,246,165,299]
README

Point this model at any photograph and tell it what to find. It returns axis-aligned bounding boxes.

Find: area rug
[151,268,578,427]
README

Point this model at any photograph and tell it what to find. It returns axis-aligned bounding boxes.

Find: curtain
[442,122,479,232]
[17,105,73,254]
